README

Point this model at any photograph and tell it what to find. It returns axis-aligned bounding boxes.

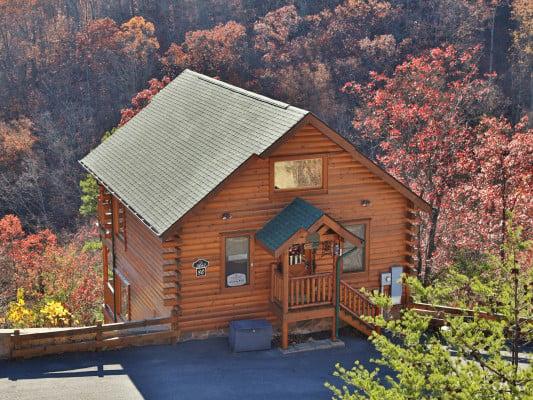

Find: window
[342,223,367,273]
[223,235,251,288]
[273,158,323,190]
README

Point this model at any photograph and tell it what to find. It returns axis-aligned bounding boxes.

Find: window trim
[220,231,255,293]
[269,154,328,197]
[340,219,370,279]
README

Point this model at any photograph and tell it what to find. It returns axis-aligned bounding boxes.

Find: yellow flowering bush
[39,300,73,327]
[6,288,36,328]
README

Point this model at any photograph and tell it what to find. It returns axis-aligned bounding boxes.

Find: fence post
[11,330,20,359]
[95,322,103,351]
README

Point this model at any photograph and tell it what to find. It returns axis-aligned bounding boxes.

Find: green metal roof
[256,198,325,253]
[80,69,308,236]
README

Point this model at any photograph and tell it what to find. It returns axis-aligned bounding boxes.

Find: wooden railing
[339,280,380,318]
[288,272,334,310]
[409,302,532,326]
[8,310,179,359]
[270,267,284,306]
[97,186,113,239]
[104,281,114,310]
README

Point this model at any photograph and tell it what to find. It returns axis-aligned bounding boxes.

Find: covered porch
[257,198,380,349]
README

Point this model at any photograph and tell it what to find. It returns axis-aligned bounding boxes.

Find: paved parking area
[0,335,379,400]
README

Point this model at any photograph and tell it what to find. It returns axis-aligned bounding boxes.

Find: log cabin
[80,69,430,348]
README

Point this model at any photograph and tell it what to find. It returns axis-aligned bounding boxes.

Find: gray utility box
[229,319,272,352]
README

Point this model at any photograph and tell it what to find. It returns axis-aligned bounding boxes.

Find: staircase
[339,280,380,336]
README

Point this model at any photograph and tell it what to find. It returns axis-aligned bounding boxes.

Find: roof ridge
[184,69,305,112]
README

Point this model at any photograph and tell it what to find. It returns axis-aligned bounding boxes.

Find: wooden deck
[270,265,379,348]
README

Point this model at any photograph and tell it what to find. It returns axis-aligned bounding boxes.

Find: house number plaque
[192,259,209,277]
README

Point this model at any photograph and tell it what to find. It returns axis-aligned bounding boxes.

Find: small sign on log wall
[192,259,209,277]
[226,273,246,287]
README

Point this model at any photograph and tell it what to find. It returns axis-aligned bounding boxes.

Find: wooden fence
[7,309,178,359]
[409,302,532,326]
[409,302,498,323]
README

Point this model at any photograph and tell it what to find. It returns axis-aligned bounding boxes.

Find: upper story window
[273,157,324,191]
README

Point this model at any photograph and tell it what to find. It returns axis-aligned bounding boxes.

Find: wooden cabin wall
[170,123,411,334]
[113,206,170,320]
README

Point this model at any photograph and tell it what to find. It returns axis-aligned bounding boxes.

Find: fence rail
[409,302,532,325]
[8,310,179,359]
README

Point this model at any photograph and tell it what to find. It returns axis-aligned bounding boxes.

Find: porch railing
[270,269,335,310]
[339,280,380,318]
[288,272,334,310]
[270,268,284,306]
[104,281,114,315]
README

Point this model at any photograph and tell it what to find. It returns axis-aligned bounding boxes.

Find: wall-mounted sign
[192,259,209,277]
[226,273,246,287]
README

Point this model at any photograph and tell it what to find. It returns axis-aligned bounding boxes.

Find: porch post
[282,251,289,349]
[335,241,359,339]
[282,252,289,314]
[332,247,338,341]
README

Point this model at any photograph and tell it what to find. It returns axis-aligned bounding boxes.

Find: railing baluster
[288,278,292,306]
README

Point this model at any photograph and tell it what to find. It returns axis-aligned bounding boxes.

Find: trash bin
[229,319,272,352]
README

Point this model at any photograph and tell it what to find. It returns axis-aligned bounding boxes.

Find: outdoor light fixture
[221,212,232,220]
[360,199,371,207]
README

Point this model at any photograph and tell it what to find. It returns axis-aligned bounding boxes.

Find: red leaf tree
[0,215,102,326]
[439,116,533,264]
[344,46,506,279]
[119,77,171,126]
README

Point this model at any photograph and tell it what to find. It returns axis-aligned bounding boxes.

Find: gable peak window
[273,157,324,191]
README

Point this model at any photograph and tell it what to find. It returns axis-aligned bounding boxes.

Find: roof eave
[78,159,163,238]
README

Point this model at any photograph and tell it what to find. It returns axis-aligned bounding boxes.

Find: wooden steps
[338,279,380,337]
[339,307,374,337]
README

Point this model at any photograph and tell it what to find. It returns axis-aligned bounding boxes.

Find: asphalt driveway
[0,335,379,400]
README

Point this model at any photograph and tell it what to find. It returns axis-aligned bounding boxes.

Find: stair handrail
[340,280,378,306]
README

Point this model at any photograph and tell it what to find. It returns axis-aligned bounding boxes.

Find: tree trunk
[416,221,423,276]
[424,198,441,284]
[499,151,509,261]
[489,6,497,73]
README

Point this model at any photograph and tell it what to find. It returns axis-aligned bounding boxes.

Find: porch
[257,198,380,349]
[269,268,380,349]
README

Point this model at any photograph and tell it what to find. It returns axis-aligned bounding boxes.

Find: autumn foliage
[0,0,531,328]
[344,46,532,278]
[0,215,102,327]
